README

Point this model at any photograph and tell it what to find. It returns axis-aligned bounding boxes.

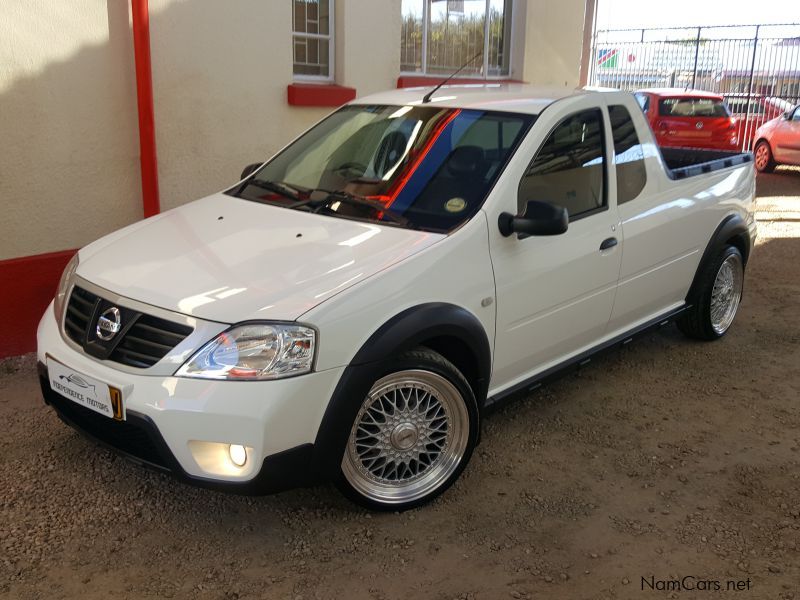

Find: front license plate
[47,357,125,421]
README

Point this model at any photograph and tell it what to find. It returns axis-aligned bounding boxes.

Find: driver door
[485,98,622,393]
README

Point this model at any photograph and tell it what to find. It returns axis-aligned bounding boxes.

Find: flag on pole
[597,48,618,69]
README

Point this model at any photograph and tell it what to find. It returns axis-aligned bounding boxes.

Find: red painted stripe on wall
[0,249,76,359]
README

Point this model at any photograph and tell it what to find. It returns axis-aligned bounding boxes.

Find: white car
[754,104,800,172]
[38,85,757,510]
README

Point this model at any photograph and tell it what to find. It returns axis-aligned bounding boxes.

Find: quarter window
[518,109,606,219]
[293,0,334,79]
[635,93,649,113]
[608,105,647,204]
[401,0,513,77]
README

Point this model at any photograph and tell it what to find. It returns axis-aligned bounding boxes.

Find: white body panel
[37,85,756,486]
[483,94,623,392]
[77,193,443,323]
[609,97,756,331]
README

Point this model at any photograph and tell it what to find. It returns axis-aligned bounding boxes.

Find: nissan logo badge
[97,307,122,341]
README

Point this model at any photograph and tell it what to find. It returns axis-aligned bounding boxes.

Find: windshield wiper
[290,189,412,227]
[235,178,304,200]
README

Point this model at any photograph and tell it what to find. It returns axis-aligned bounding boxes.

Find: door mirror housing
[240,162,263,180]
[498,200,569,238]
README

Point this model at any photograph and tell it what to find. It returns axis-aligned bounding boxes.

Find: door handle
[599,237,618,251]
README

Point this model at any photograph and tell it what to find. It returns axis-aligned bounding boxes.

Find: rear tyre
[678,245,744,341]
[754,140,776,173]
[337,348,479,511]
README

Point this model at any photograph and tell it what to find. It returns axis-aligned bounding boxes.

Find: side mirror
[240,162,263,180]
[498,200,568,238]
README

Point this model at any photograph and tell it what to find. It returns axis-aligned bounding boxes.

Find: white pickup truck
[38,85,756,510]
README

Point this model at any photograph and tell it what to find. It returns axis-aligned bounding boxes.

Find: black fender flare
[311,303,491,477]
[686,213,751,303]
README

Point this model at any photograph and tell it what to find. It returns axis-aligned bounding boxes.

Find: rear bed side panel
[608,95,756,333]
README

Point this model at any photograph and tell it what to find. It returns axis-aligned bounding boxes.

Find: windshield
[229,104,533,232]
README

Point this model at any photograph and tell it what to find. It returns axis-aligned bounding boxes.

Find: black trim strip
[484,304,688,411]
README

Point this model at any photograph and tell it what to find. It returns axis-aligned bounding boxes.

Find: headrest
[446,145,484,176]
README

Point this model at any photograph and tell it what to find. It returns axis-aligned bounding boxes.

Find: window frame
[292,0,335,82]
[400,0,513,79]
[607,104,647,206]
[517,108,608,223]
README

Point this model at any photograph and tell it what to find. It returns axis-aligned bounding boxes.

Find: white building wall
[518,0,587,87]
[0,1,142,260]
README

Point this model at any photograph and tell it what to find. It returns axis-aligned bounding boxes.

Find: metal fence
[589,24,800,150]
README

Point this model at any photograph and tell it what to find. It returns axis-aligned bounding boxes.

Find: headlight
[54,253,79,323]
[175,323,316,380]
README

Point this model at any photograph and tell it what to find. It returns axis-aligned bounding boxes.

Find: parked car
[38,86,756,510]
[754,104,800,172]
[635,88,738,151]
[723,93,795,150]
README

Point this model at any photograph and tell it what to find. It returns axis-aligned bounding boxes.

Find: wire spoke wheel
[342,369,470,505]
[710,253,743,335]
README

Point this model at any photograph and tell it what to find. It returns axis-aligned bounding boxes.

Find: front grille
[44,381,168,469]
[64,286,97,344]
[110,315,193,368]
[64,286,193,368]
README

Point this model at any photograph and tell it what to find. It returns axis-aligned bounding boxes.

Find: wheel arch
[311,303,491,478]
[686,213,751,304]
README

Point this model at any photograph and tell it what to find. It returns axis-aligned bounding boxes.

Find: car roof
[348,84,632,115]
[637,88,724,100]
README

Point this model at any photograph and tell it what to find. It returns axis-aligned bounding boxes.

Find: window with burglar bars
[293,0,333,79]
[401,0,513,77]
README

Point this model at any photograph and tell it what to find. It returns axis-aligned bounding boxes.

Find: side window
[608,105,647,204]
[293,0,334,79]
[635,93,649,113]
[792,107,800,121]
[518,109,606,220]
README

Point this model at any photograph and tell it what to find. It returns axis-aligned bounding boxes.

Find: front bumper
[37,301,345,494]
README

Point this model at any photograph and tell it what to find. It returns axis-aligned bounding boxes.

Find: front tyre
[338,349,478,511]
[678,245,744,340]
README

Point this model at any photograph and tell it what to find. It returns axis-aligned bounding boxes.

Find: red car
[723,93,795,150]
[635,89,738,151]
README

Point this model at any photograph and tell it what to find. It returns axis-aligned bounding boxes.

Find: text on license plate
[47,357,125,420]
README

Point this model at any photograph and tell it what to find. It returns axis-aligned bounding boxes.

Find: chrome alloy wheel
[754,143,770,171]
[342,370,470,505]
[710,253,743,335]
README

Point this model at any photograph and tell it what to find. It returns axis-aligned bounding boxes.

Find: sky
[596,0,798,30]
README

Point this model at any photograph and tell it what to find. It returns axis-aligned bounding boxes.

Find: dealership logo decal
[96,307,122,340]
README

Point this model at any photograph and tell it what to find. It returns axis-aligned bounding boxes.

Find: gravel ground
[2,167,799,600]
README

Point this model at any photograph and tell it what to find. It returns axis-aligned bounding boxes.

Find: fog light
[228,444,247,467]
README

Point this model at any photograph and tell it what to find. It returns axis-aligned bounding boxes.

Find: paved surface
[1,167,799,600]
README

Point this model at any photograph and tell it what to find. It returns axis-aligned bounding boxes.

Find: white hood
[77,193,443,323]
